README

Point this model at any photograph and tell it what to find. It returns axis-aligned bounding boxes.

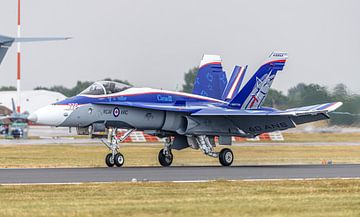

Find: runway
[1,138,360,146]
[1,164,360,184]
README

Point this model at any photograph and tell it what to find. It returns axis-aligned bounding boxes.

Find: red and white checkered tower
[16,0,21,113]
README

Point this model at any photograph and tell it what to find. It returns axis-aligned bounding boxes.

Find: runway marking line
[2,177,360,186]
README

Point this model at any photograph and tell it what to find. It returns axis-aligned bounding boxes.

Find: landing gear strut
[102,128,135,167]
[195,135,234,166]
[158,137,173,167]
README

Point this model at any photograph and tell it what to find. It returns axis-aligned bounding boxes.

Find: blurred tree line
[181,67,360,126]
[0,86,16,91]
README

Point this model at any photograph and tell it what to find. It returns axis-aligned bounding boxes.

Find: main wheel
[114,153,125,167]
[158,148,173,167]
[219,148,233,166]
[105,153,115,167]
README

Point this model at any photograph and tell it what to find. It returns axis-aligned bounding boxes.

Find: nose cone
[30,105,69,126]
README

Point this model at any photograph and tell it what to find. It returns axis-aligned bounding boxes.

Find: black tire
[105,153,115,167]
[158,148,173,167]
[219,148,233,166]
[114,153,125,167]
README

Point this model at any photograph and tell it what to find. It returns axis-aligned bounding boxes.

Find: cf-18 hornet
[27,52,342,167]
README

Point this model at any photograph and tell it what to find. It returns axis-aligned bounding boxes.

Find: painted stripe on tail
[229,52,288,109]
[222,65,247,101]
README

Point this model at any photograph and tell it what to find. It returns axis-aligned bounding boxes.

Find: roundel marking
[113,107,120,117]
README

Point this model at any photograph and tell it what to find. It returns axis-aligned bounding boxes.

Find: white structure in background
[0,90,65,114]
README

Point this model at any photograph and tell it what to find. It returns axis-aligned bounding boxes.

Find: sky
[0,0,359,94]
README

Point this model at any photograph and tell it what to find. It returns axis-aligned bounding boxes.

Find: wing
[0,116,29,124]
[189,102,342,136]
[191,102,343,117]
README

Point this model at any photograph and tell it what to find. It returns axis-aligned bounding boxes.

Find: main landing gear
[158,137,173,167]
[195,135,234,167]
[102,128,135,167]
[157,135,234,167]
[218,148,233,166]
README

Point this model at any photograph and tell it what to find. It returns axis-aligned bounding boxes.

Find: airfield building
[0,90,66,114]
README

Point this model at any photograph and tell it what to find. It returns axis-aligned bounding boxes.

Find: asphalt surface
[0,164,360,184]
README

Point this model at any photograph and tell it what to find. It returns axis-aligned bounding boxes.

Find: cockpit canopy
[80,81,132,95]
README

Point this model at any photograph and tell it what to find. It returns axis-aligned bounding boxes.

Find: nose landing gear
[105,153,115,167]
[102,128,135,167]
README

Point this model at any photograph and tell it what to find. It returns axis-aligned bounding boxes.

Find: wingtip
[327,102,343,112]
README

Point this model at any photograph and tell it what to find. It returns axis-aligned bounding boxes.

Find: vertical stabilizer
[229,52,288,109]
[0,35,15,65]
[192,55,227,100]
[221,65,247,101]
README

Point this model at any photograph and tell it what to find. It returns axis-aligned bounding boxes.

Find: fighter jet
[0,99,28,124]
[28,52,342,167]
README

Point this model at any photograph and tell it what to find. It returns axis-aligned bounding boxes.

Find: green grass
[282,133,360,142]
[0,144,360,168]
[2,132,360,142]
[0,179,360,217]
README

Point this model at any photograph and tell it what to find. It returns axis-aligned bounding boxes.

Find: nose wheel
[102,128,135,168]
[114,153,125,167]
[105,153,115,167]
[105,152,125,167]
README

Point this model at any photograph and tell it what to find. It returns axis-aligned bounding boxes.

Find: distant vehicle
[0,125,9,135]
[0,99,29,139]
[11,128,23,139]
[28,52,342,167]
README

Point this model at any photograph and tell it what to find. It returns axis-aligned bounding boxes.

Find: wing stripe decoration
[191,102,343,116]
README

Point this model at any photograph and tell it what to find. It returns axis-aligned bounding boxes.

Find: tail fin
[0,35,15,65]
[229,52,288,109]
[11,98,17,114]
[192,55,227,100]
[221,65,247,101]
[0,34,70,65]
